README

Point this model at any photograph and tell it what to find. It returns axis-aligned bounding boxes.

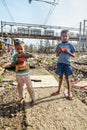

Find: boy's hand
[60,48,71,54]
[61,48,68,52]
[18,53,24,58]
[61,48,74,57]
[19,57,26,62]
[58,48,62,53]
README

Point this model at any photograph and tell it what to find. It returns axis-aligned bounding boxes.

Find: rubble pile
[72,54,87,78]
[72,89,87,105]
[0,54,12,75]
[0,54,11,66]
[0,87,26,130]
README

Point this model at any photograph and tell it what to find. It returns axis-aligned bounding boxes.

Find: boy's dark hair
[14,39,22,47]
[61,30,70,36]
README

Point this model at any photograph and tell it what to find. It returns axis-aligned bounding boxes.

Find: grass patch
[47,58,57,63]
[0,76,3,83]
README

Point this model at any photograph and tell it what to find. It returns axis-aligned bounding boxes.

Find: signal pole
[1,21,3,38]
[79,22,82,35]
[83,19,86,36]
[82,19,87,51]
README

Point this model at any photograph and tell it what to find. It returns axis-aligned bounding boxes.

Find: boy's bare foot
[63,89,74,100]
[68,94,74,100]
[51,91,60,96]
[29,100,35,106]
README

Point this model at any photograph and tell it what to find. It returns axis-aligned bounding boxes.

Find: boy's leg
[17,83,24,98]
[64,64,73,100]
[24,74,35,103]
[57,75,63,93]
[65,76,73,100]
[16,75,24,100]
[51,75,63,96]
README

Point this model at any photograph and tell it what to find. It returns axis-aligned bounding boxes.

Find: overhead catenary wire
[1,0,14,22]
[43,4,56,25]
[43,0,59,25]
[29,0,58,5]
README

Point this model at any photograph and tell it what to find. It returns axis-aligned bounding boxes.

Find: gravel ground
[25,87,87,130]
[0,54,87,130]
[25,67,87,130]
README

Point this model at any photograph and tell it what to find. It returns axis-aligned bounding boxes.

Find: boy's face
[15,44,25,54]
[61,33,69,43]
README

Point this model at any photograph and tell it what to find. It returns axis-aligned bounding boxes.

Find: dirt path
[24,67,87,130]
[25,88,87,130]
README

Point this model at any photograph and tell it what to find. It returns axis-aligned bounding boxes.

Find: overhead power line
[28,0,59,5]
[28,0,59,25]
[43,0,59,25]
[44,5,56,25]
[1,0,14,22]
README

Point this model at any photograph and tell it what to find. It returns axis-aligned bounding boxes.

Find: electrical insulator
[28,0,32,3]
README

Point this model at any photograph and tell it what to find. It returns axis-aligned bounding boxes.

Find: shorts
[55,63,73,76]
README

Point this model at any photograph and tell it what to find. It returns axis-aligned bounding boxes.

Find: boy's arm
[68,52,75,57]
[10,60,18,67]
[18,53,34,58]
[64,49,75,57]
[56,48,61,57]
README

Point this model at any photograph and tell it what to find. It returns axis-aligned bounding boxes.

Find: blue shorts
[55,63,73,76]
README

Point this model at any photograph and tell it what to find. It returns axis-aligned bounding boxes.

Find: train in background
[17,27,79,37]
[2,26,79,38]
[17,27,55,36]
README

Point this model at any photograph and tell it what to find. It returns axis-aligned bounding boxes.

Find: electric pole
[83,19,86,36]
[79,22,82,35]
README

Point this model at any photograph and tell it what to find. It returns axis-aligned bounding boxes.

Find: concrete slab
[30,75,58,88]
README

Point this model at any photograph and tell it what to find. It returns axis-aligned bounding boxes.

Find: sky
[0,0,87,45]
[0,0,87,27]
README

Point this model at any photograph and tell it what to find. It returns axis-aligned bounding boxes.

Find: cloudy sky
[0,0,87,28]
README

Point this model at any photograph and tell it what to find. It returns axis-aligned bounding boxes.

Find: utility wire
[1,0,14,22]
[43,0,59,25]
[43,4,56,25]
[31,0,58,5]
